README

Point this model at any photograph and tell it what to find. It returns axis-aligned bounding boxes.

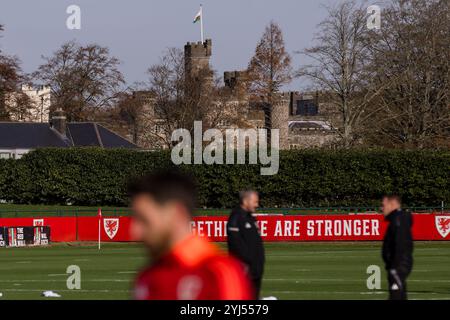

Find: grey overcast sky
[0,0,337,89]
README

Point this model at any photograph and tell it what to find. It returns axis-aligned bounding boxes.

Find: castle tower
[265,93,290,150]
[184,39,212,80]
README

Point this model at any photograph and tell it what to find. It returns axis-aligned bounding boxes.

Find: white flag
[193,7,202,24]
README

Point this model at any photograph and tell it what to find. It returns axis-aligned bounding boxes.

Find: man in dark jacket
[381,195,414,300]
[227,190,265,299]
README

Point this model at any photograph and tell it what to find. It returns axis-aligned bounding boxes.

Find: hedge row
[0,148,448,207]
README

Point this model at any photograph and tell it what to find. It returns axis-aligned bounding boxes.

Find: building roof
[289,120,333,131]
[0,122,138,149]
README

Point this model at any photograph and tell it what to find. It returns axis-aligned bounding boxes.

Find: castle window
[297,99,318,116]
[218,120,230,127]
[154,124,164,134]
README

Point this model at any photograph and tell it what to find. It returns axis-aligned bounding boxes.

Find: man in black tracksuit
[381,195,413,300]
[227,190,265,299]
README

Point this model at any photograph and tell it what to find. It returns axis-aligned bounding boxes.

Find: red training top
[134,235,253,300]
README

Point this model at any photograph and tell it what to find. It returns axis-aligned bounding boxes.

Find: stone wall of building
[288,130,338,149]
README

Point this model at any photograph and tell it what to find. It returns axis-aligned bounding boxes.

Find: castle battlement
[184,39,212,58]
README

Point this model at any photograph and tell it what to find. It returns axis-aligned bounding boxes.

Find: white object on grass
[262,296,278,300]
[42,290,61,298]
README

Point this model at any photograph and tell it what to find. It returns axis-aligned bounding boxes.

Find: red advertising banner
[76,216,134,242]
[191,214,450,241]
[0,213,449,242]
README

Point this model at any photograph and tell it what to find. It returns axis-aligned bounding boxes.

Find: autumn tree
[0,24,30,120]
[0,57,23,120]
[5,90,36,121]
[33,41,124,121]
[248,21,292,105]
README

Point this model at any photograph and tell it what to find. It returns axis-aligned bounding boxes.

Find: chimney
[51,108,67,137]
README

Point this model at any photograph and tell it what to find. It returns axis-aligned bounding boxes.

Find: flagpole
[200,5,204,43]
[98,208,102,250]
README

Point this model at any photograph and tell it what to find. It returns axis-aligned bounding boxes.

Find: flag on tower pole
[193,5,204,43]
[98,208,102,250]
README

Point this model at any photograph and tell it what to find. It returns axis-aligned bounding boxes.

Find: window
[297,99,318,116]
[0,153,11,159]
[218,120,230,127]
[154,124,164,134]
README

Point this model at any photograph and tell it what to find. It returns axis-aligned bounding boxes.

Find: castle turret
[184,39,212,80]
[264,93,290,149]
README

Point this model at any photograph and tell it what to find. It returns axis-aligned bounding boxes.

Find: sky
[0,0,338,89]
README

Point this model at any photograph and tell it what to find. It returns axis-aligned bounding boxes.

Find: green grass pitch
[0,242,449,300]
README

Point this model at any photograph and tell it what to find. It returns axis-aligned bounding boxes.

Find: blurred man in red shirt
[129,171,253,300]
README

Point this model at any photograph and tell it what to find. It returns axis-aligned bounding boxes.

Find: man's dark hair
[383,194,402,204]
[239,190,258,205]
[128,171,197,215]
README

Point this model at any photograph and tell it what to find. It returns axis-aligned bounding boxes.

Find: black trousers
[251,276,262,300]
[388,269,409,300]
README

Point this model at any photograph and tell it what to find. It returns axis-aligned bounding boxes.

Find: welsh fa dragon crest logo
[435,216,450,239]
[103,218,119,239]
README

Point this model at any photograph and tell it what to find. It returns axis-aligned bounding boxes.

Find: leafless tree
[297,1,388,147]
[364,0,450,148]
[107,91,143,145]
[33,41,125,121]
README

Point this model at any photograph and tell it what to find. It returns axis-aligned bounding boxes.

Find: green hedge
[0,148,448,207]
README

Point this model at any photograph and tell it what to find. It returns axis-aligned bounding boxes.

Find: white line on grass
[2,278,447,283]
[293,269,312,272]
[266,255,378,258]
[269,290,373,295]
[273,250,379,254]
[360,292,385,295]
[264,278,450,283]
[1,289,131,293]
[268,290,442,295]
[0,279,130,282]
